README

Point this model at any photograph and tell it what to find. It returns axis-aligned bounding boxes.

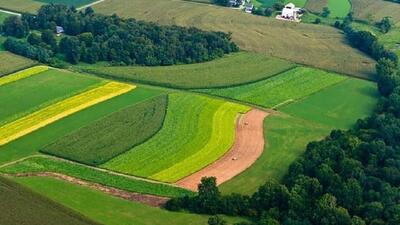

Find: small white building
[56,26,64,36]
[244,3,253,13]
[277,3,303,22]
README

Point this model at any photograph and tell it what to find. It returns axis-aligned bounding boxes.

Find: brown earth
[175,109,269,191]
[12,172,169,207]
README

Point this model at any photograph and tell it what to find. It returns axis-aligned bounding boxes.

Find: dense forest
[0,4,238,66]
[166,21,400,225]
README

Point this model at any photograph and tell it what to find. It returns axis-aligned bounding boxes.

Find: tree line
[0,4,238,66]
[165,19,400,225]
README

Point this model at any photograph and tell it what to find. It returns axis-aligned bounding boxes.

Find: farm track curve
[175,109,269,191]
[9,172,169,207]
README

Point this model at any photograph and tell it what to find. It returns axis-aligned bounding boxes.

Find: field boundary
[8,172,169,207]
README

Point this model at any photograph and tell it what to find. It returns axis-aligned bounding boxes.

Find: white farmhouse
[279,3,303,21]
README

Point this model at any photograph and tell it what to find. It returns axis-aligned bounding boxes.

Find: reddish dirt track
[175,109,269,191]
[11,172,169,207]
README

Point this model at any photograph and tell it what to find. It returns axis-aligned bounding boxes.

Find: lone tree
[197,177,221,214]
[321,7,330,18]
[378,17,393,33]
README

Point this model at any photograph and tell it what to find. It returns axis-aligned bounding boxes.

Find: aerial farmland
[0,0,399,225]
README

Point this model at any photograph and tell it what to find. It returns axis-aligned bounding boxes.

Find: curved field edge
[0,156,193,198]
[0,176,100,225]
[0,69,104,127]
[0,88,162,166]
[197,67,348,109]
[0,65,48,86]
[103,93,250,182]
[41,95,168,166]
[75,52,296,89]
[12,176,248,225]
[0,82,134,146]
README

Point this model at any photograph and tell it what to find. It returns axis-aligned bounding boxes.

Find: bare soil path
[175,109,269,191]
[11,172,169,207]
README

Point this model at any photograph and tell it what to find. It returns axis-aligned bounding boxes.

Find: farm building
[56,26,64,36]
[244,3,254,13]
[277,3,303,22]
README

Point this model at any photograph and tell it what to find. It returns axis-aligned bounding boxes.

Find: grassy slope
[281,78,378,129]
[1,156,192,197]
[93,0,375,78]
[0,52,36,76]
[351,0,400,24]
[305,0,328,14]
[0,69,102,126]
[42,95,167,165]
[0,0,43,13]
[198,67,347,108]
[0,88,162,166]
[14,176,247,225]
[327,0,351,18]
[77,52,295,89]
[103,93,250,182]
[0,176,99,225]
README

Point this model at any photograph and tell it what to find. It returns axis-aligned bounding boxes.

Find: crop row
[0,65,48,86]
[0,81,134,146]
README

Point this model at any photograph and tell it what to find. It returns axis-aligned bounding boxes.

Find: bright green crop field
[0,88,163,166]
[0,52,37,76]
[281,78,378,129]
[1,156,192,197]
[14,176,247,225]
[103,93,250,182]
[42,95,167,165]
[0,69,102,126]
[198,67,347,108]
[220,113,331,194]
[328,0,351,18]
[77,52,295,89]
[0,176,99,225]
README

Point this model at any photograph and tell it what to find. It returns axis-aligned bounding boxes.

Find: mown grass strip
[0,66,48,86]
[0,82,134,146]
[0,156,193,198]
[42,95,167,166]
[151,102,250,182]
[103,93,250,182]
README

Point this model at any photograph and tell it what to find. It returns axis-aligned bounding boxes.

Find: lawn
[0,81,134,146]
[1,156,193,197]
[0,176,99,225]
[77,52,295,89]
[198,67,347,108]
[0,88,161,166]
[92,0,375,78]
[327,0,351,18]
[219,113,331,194]
[103,93,250,183]
[42,95,167,165]
[281,78,378,129]
[14,176,247,225]
[0,68,102,126]
[0,52,37,76]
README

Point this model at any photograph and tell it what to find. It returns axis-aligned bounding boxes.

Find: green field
[92,0,375,78]
[328,0,351,18]
[220,113,331,194]
[34,0,96,7]
[103,93,250,182]
[0,88,163,166]
[0,52,37,76]
[42,95,167,165]
[281,78,378,129]
[77,52,295,89]
[0,69,102,126]
[0,0,43,13]
[1,156,193,197]
[198,67,347,108]
[351,0,400,24]
[0,11,8,23]
[14,176,247,225]
[305,0,328,14]
[0,176,99,225]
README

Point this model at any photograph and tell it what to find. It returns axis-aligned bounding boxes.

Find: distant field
[328,0,351,18]
[42,95,167,165]
[0,52,37,76]
[1,156,192,197]
[0,88,161,165]
[198,67,347,108]
[0,0,43,13]
[0,176,99,225]
[77,52,295,89]
[0,68,102,126]
[34,0,96,7]
[281,78,378,129]
[351,0,400,24]
[93,0,375,78]
[14,176,247,225]
[103,93,250,182]
[220,113,331,194]
[305,0,327,14]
